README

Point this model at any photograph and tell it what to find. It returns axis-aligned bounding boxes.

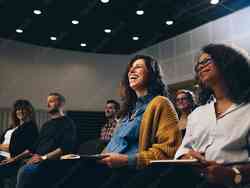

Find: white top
[0,127,17,158]
[175,100,250,163]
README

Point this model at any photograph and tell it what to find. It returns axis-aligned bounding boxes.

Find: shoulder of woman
[149,96,173,107]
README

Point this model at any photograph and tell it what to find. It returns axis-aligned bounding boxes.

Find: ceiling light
[72,20,79,25]
[50,36,57,41]
[16,29,23,33]
[166,20,174,25]
[136,10,144,15]
[132,36,139,41]
[100,0,110,3]
[104,29,112,33]
[33,9,42,15]
[210,0,219,5]
[80,43,87,47]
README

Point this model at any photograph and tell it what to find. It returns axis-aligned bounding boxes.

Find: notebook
[60,154,109,160]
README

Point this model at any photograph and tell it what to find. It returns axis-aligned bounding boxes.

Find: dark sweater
[7,121,39,157]
[32,116,77,155]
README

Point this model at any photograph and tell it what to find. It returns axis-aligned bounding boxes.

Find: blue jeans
[16,160,78,188]
[16,163,40,188]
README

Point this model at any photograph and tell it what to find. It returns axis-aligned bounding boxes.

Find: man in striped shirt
[100,100,120,143]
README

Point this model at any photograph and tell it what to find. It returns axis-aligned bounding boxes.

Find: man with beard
[78,100,120,155]
[99,100,120,144]
[2,92,77,188]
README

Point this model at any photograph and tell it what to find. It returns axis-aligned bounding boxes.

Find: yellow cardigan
[136,96,181,168]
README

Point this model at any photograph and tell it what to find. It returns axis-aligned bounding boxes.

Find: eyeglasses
[176,97,188,102]
[194,58,214,73]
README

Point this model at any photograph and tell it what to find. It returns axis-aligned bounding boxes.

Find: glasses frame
[194,58,214,73]
[176,96,188,102]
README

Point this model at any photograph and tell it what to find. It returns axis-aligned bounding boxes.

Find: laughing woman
[56,55,181,188]
[101,55,181,168]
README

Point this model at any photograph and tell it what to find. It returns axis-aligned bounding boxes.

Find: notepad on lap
[150,159,199,165]
[60,154,109,160]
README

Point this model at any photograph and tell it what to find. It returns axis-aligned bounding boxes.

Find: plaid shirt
[100,119,118,143]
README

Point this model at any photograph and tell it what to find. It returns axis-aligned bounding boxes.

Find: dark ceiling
[0,0,249,54]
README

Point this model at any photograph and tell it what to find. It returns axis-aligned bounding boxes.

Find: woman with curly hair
[156,43,250,188]
[56,55,181,188]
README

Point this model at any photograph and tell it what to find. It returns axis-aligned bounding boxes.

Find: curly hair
[195,43,250,105]
[119,55,168,118]
[11,99,37,128]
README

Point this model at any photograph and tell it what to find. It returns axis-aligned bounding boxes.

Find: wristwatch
[232,166,242,185]
[41,155,48,160]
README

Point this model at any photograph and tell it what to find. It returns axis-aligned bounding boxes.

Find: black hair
[11,99,37,128]
[195,44,250,105]
[106,100,120,111]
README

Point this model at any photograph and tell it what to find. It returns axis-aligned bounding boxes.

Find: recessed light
[16,29,23,33]
[33,9,42,15]
[50,36,57,41]
[132,36,139,41]
[72,20,79,25]
[100,0,110,3]
[104,29,112,33]
[80,43,87,47]
[166,20,174,25]
[210,0,219,5]
[136,10,144,15]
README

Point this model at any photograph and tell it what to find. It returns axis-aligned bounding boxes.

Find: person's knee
[17,164,38,185]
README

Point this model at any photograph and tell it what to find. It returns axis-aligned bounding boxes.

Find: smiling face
[176,93,190,111]
[195,53,220,86]
[16,108,29,121]
[128,59,149,93]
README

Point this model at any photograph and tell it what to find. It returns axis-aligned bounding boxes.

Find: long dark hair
[196,44,250,105]
[119,55,168,118]
[11,99,37,128]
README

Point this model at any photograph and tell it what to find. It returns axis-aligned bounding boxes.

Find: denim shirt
[105,94,154,165]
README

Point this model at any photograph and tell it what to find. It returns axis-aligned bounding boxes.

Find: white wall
[0,39,129,111]
[135,6,250,84]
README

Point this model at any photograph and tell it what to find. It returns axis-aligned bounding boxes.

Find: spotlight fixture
[210,0,219,5]
[16,29,23,33]
[50,36,57,41]
[136,10,144,15]
[132,36,139,41]
[33,9,42,15]
[100,0,110,3]
[104,29,112,33]
[80,43,87,47]
[72,20,79,25]
[166,20,174,25]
